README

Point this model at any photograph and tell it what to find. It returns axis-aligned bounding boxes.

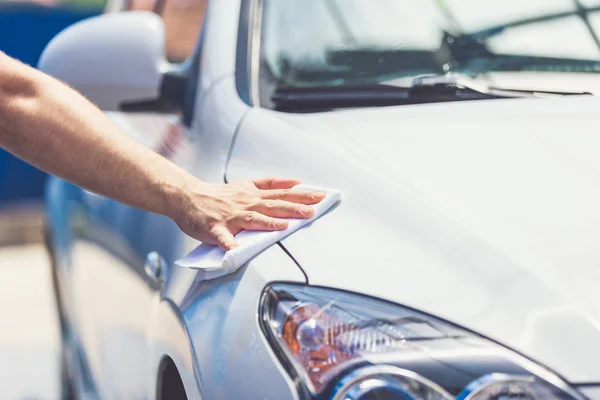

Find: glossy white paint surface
[227,96,600,383]
[38,12,166,110]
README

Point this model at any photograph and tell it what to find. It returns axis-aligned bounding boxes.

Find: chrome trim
[248,0,263,106]
[457,374,533,400]
[234,0,253,105]
[331,365,453,400]
[341,377,410,400]
[456,373,585,400]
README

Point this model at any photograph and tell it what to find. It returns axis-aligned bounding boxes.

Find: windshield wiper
[272,77,503,112]
[411,74,592,96]
[463,4,600,43]
[271,74,589,112]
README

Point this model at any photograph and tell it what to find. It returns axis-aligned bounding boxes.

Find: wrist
[158,175,190,219]
[157,171,207,222]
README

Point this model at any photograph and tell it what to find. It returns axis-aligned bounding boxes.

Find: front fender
[160,244,306,400]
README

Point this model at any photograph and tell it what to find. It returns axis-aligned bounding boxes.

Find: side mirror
[39,12,172,111]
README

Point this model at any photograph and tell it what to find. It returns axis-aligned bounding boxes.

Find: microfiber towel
[175,185,342,280]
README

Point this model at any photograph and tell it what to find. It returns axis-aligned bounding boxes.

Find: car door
[67,117,192,399]
[64,2,208,398]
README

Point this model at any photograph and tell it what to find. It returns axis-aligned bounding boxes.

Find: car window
[129,0,206,62]
[261,0,600,89]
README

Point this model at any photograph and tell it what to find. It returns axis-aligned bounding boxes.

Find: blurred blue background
[0,1,100,203]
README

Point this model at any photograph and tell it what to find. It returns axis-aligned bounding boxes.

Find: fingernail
[300,206,311,215]
[312,192,326,200]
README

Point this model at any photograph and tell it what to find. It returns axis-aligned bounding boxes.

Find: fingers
[234,211,289,231]
[180,178,324,251]
[253,177,301,190]
[211,225,238,251]
[261,189,326,204]
[251,200,314,219]
[210,209,291,251]
[250,177,326,205]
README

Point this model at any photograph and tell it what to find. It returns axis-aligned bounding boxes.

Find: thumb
[212,225,238,251]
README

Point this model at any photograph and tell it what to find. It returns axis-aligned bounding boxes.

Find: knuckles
[243,212,258,224]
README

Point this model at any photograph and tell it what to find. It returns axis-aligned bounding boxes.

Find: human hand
[168,177,325,250]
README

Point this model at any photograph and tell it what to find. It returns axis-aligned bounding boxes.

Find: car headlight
[259,284,584,400]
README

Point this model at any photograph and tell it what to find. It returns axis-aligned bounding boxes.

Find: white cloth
[175,185,342,280]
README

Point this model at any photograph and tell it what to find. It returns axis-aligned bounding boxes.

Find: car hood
[227,96,600,383]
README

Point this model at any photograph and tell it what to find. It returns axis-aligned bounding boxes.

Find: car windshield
[260,0,600,93]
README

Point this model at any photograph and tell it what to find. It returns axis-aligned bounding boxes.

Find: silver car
[42,1,600,399]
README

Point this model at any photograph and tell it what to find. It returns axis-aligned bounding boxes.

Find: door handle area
[144,251,168,283]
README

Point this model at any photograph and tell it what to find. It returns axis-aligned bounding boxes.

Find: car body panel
[227,96,600,383]
[164,244,305,400]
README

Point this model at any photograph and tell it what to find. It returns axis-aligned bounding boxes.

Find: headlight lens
[457,374,580,400]
[260,284,583,400]
[332,365,453,400]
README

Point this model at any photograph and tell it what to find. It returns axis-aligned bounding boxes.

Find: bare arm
[0,52,324,249]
